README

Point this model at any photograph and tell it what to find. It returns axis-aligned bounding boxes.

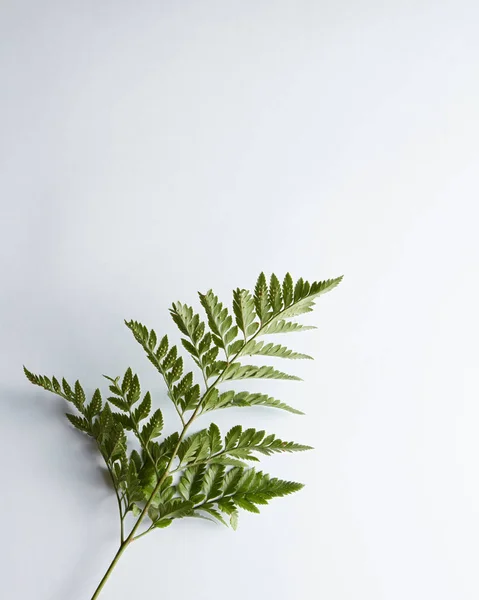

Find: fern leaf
[282,273,294,307]
[65,413,91,434]
[183,383,201,412]
[241,339,312,360]
[73,380,86,411]
[89,389,103,416]
[177,430,208,464]
[220,426,312,460]
[234,496,260,513]
[107,395,129,412]
[170,302,213,380]
[260,320,317,335]
[196,505,228,526]
[208,423,222,454]
[254,272,270,324]
[141,409,164,444]
[133,391,151,423]
[127,374,141,406]
[111,412,134,430]
[201,388,302,414]
[233,288,258,339]
[209,456,249,468]
[279,276,343,320]
[223,390,303,414]
[198,290,237,358]
[150,433,180,469]
[225,425,242,450]
[201,464,225,499]
[121,367,133,394]
[222,363,301,382]
[155,498,195,524]
[269,274,283,315]
[178,465,207,500]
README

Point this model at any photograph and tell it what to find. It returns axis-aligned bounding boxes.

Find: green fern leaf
[107,395,129,412]
[198,290,236,356]
[178,465,207,500]
[74,380,86,411]
[234,496,260,513]
[222,467,244,495]
[61,378,73,398]
[282,273,294,307]
[84,388,103,420]
[177,431,206,464]
[269,274,283,315]
[225,425,242,451]
[241,339,313,360]
[222,363,301,382]
[209,456,249,468]
[219,390,303,414]
[196,505,228,526]
[208,423,222,454]
[170,302,212,380]
[127,374,141,406]
[150,433,180,468]
[201,388,225,412]
[156,334,169,359]
[279,276,343,320]
[51,376,61,394]
[162,346,178,370]
[230,510,239,529]
[233,288,259,338]
[254,272,270,324]
[260,320,317,335]
[141,409,164,444]
[133,391,151,422]
[201,388,302,414]
[183,384,201,411]
[111,412,134,430]
[121,367,133,394]
[155,498,195,524]
[219,426,312,461]
[65,413,91,434]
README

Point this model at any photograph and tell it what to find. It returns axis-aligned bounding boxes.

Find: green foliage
[24,271,341,597]
[222,363,302,382]
[201,389,303,414]
[233,288,258,339]
[174,424,312,470]
[198,290,237,359]
[240,339,313,360]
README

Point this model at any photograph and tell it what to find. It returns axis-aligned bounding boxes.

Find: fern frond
[201,388,303,414]
[125,319,199,415]
[24,270,341,591]
[170,302,214,382]
[261,320,317,335]
[198,290,238,359]
[222,363,301,382]
[232,288,258,339]
[240,339,313,360]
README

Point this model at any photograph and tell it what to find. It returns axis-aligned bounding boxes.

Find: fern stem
[90,542,130,600]
[100,444,125,544]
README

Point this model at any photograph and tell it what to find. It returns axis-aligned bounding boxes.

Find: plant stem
[90,542,130,600]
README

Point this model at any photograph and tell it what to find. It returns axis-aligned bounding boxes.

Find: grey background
[1,1,479,599]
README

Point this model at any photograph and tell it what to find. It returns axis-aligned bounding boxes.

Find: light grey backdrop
[1,1,479,599]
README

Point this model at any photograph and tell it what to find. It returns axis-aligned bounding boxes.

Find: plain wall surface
[1,1,479,599]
